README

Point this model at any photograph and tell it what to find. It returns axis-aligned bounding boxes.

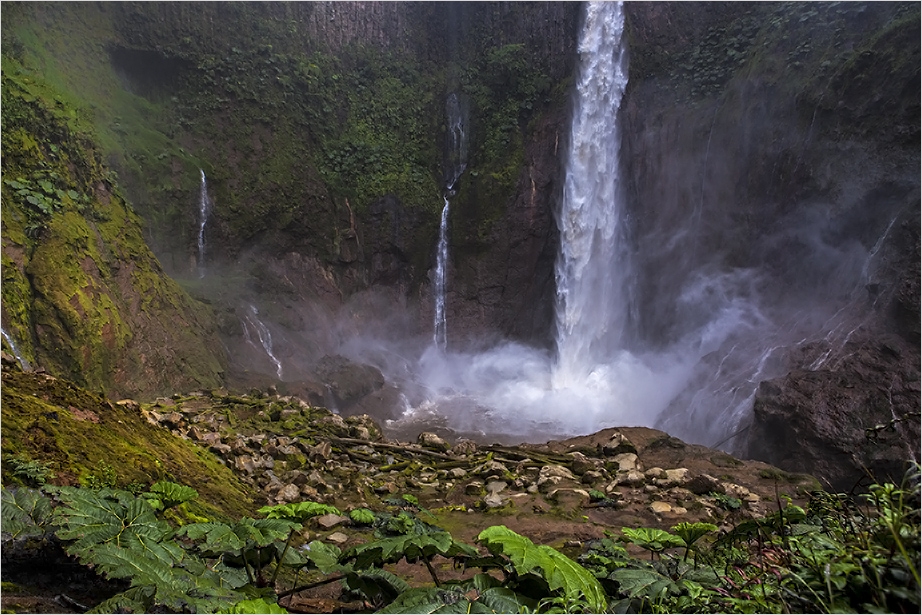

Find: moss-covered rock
[0,367,256,520]
[1,58,226,399]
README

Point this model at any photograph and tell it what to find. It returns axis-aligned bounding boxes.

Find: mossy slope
[1,57,226,399]
[0,366,255,520]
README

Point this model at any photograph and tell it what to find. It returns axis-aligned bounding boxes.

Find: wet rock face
[748,334,921,492]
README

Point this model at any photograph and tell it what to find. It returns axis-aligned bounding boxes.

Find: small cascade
[242,305,283,380]
[432,93,469,350]
[1,328,30,371]
[197,170,211,278]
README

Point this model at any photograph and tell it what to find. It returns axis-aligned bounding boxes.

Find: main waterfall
[378,1,692,443]
[554,1,631,383]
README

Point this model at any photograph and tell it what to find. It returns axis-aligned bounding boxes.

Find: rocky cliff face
[620,2,919,489]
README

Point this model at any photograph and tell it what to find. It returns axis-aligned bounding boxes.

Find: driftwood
[329,436,455,460]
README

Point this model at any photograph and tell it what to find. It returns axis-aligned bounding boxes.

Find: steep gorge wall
[621,1,920,489]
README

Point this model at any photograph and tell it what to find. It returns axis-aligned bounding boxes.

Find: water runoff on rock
[1,327,30,371]
[242,305,283,380]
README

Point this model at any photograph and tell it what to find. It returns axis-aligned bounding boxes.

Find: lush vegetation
[2,464,918,614]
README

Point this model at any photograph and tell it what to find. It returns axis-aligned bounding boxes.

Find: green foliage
[477,525,608,613]
[349,507,376,526]
[711,492,742,511]
[2,455,55,487]
[142,481,199,511]
[2,466,918,614]
[343,530,478,570]
[218,597,289,614]
[620,527,685,560]
[0,487,54,540]
[258,500,341,522]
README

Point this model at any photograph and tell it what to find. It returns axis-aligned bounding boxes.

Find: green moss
[1,53,226,399]
[0,369,257,520]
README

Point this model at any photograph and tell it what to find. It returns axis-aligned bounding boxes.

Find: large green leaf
[379,582,535,614]
[609,567,677,602]
[219,597,289,613]
[301,539,345,574]
[344,566,411,605]
[342,531,478,569]
[143,481,199,510]
[1,487,53,539]
[51,487,173,553]
[620,527,684,554]
[258,501,342,522]
[477,525,607,613]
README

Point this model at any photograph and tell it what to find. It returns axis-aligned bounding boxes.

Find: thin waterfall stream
[197,170,211,278]
[432,92,469,350]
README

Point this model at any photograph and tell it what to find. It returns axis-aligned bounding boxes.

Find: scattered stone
[720,482,752,500]
[581,470,606,485]
[663,468,689,486]
[685,473,723,495]
[612,453,639,472]
[451,439,478,456]
[275,484,301,503]
[326,532,350,545]
[209,442,232,456]
[465,480,485,496]
[616,470,645,487]
[448,467,467,479]
[483,493,506,509]
[485,480,507,494]
[569,452,598,475]
[477,460,509,479]
[644,467,665,480]
[417,432,450,452]
[650,501,672,514]
[315,514,350,529]
[602,432,636,456]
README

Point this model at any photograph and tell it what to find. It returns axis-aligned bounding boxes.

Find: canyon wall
[2,2,918,489]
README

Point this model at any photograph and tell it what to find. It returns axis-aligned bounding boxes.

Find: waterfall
[554,1,631,383]
[243,305,283,380]
[1,328,30,371]
[432,93,468,349]
[197,170,211,278]
[433,197,450,349]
